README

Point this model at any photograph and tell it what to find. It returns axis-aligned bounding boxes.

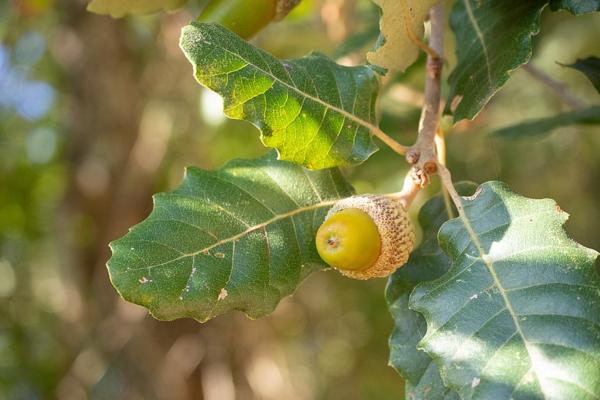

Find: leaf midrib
[456,201,548,399]
[185,28,380,138]
[115,199,338,275]
[462,0,492,86]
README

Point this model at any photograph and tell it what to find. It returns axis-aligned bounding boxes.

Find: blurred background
[0,0,599,399]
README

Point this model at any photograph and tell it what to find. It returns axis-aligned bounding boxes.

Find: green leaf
[180,23,380,170]
[492,106,600,139]
[387,182,476,400]
[549,0,600,14]
[564,56,600,93]
[410,181,600,399]
[445,1,547,122]
[87,0,187,17]
[405,379,459,400]
[107,153,354,322]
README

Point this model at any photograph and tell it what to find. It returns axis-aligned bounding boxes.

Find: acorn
[199,0,300,40]
[316,195,415,280]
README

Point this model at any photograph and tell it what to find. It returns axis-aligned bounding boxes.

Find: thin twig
[417,3,444,150]
[523,63,586,110]
[394,2,444,207]
[405,1,444,186]
[436,162,464,215]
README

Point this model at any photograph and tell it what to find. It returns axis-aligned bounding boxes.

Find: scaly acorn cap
[323,194,415,280]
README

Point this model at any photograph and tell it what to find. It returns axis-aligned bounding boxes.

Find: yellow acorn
[198,0,300,40]
[316,195,415,280]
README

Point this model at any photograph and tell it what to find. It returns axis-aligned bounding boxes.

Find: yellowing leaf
[367,0,437,72]
[87,0,187,17]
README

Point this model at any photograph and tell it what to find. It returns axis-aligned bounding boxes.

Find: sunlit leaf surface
[411,181,600,399]
[387,183,476,399]
[180,23,380,170]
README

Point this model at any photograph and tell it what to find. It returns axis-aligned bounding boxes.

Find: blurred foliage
[491,106,600,139]
[0,1,599,399]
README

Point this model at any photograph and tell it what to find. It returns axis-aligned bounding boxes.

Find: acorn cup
[316,194,415,280]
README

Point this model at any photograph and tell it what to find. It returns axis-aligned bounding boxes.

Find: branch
[405,1,444,186]
[392,2,445,208]
[523,63,586,110]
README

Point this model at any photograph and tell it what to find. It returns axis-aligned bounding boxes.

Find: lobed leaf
[387,182,476,400]
[445,0,547,122]
[366,0,437,73]
[87,0,187,17]
[492,106,600,139]
[180,23,380,170]
[411,181,600,399]
[107,153,354,322]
